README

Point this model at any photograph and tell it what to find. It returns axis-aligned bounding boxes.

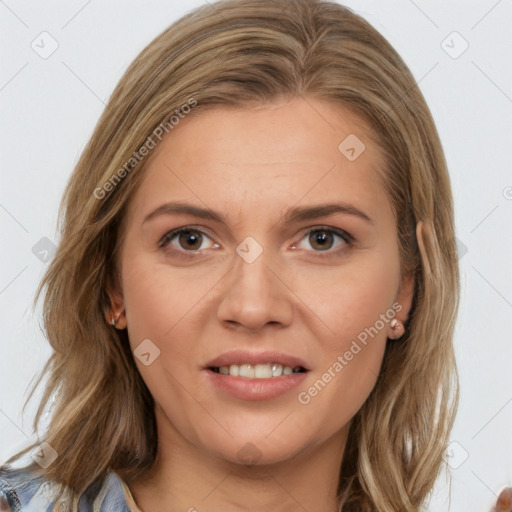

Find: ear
[386,221,422,339]
[386,272,414,340]
[104,270,127,330]
[395,272,415,322]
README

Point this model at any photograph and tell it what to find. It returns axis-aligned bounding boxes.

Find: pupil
[179,230,202,250]
[310,230,333,250]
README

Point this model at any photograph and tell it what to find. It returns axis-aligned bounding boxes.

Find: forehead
[126,97,391,224]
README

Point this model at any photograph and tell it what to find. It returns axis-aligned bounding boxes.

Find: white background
[1,1,511,511]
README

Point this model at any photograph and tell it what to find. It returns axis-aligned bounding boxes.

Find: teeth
[271,364,283,377]
[239,364,255,378]
[255,364,272,378]
[214,363,303,379]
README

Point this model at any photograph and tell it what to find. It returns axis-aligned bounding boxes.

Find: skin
[107,97,415,512]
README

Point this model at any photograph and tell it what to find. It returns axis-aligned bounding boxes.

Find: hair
[1,1,460,510]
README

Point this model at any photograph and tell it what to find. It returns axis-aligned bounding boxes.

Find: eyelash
[158,225,354,259]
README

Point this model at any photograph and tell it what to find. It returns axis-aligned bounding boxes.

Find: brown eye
[159,227,218,254]
[177,230,203,250]
[291,227,353,257]
[308,229,335,251]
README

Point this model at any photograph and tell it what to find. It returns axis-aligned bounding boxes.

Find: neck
[124,406,347,512]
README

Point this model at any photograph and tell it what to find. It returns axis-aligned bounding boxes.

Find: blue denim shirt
[0,467,140,512]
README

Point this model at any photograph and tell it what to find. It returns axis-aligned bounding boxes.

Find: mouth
[204,366,309,401]
[208,363,307,379]
[203,350,310,401]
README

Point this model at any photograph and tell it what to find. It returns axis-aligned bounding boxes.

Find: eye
[158,226,353,258]
[159,228,219,253]
[293,227,353,254]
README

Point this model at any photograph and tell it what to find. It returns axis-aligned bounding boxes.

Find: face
[110,97,414,466]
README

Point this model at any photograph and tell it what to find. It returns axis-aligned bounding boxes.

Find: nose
[216,246,294,333]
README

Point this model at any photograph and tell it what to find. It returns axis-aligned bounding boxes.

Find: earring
[389,318,405,340]
[111,312,120,327]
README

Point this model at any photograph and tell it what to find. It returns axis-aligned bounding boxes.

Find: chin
[199,429,311,468]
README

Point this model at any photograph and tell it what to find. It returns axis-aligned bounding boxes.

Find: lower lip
[203,369,308,401]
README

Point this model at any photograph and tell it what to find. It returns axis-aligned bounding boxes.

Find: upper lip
[204,350,311,371]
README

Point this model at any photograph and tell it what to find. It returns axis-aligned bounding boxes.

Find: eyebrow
[143,201,374,226]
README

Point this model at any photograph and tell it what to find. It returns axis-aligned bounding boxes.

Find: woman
[0,0,498,510]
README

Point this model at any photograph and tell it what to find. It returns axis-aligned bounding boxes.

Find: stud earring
[389,318,405,340]
[111,312,120,327]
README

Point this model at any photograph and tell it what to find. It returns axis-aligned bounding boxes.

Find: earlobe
[388,318,405,339]
[106,303,127,330]
[387,274,414,340]
[109,310,126,329]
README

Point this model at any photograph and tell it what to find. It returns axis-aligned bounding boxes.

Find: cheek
[119,257,210,440]
[120,253,217,346]
[121,263,167,346]
[119,253,219,399]
[311,272,400,421]
[289,253,398,421]
[291,252,400,348]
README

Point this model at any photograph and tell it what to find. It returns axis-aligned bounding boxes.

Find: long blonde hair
[1,1,460,510]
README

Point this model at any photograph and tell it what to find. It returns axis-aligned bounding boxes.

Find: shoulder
[0,466,132,512]
[0,466,47,511]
